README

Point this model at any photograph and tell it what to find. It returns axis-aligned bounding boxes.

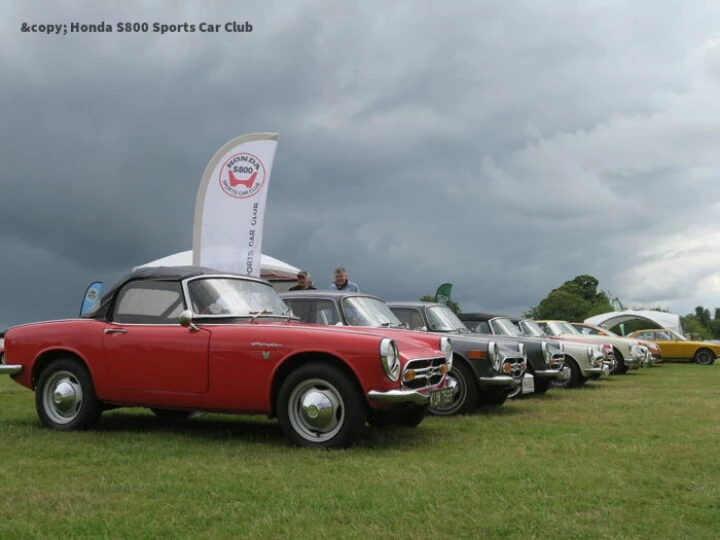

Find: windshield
[559,321,581,335]
[536,321,570,337]
[520,320,546,337]
[426,306,470,332]
[491,318,523,336]
[187,277,290,317]
[341,297,405,327]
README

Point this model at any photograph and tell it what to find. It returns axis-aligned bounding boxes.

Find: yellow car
[626,329,720,365]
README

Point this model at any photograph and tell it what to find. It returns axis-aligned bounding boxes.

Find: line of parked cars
[0,266,707,449]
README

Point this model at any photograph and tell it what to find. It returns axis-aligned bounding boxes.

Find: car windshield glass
[426,306,469,332]
[341,297,404,327]
[560,321,581,334]
[187,277,289,317]
[538,321,568,336]
[520,320,546,337]
[491,318,523,336]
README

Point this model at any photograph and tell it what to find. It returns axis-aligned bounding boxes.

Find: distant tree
[694,306,711,327]
[681,315,713,340]
[528,274,614,321]
[715,308,720,320]
[419,295,461,314]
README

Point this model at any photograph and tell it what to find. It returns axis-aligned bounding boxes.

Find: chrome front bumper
[0,364,22,376]
[367,389,430,405]
[534,368,566,380]
[477,375,519,389]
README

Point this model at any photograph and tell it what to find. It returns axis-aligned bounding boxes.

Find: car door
[103,279,210,395]
[651,330,682,359]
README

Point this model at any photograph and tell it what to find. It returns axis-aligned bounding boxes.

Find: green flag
[435,283,453,305]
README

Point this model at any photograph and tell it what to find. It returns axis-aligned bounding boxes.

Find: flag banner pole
[192,133,279,276]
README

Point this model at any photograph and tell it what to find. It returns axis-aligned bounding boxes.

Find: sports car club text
[20,21,253,35]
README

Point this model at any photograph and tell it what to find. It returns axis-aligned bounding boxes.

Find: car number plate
[429,387,454,407]
[522,373,535,394]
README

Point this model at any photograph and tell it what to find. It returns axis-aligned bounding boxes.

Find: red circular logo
[218,152,266,199]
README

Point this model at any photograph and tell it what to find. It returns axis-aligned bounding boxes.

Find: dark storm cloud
[2,0,720,330]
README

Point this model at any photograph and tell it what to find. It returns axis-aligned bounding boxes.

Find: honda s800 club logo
[218,152,267,199]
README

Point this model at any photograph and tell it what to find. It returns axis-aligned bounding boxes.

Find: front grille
[503,356,526,378]
[549,353,565,368]
[402,356,446,390]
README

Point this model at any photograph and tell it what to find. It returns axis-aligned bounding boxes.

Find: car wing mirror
[179,309,200,332]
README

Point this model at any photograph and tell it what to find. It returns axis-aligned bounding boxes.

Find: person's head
[296,270,311,289]
[334,267,348,286]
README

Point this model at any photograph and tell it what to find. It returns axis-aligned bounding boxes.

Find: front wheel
[552,357,586,389]
[533,376,551,394]
[611,349,628,374]
[429,360,478,416]
[35,359,101,431]
[693,348,716,365]
[277,363,366,448]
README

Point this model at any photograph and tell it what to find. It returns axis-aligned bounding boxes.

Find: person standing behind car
[329,267,360,292]
[288,270,317,291]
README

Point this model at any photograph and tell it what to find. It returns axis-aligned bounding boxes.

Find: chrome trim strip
[367,389,429,405]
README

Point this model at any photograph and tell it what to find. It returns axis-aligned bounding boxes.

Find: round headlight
[541,341,549,361]
[518,343,526,356]
[379,338,400,382]
[587,346,593,362]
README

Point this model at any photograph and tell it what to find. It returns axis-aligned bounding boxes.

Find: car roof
[385,301,438,308]
[83,265,261,320]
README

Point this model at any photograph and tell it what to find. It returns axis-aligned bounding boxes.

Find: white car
[534,320,648,374]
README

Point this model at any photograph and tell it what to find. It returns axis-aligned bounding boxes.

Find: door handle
[104,328,128,334]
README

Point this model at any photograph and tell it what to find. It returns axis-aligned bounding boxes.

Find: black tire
[479,389,508,406]
[611,348,628,374]
[533,375,551,395]
[693,348,716,365]
[429,360,478,416]
[368,404,427,428]
[150,408,193,419]
[552,357,586,389]
[277,362,366,448]
[35,358,101,431]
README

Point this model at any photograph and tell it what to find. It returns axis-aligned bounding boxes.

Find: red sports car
[0,266,452,448]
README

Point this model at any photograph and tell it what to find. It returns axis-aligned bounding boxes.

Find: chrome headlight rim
[488,341,500,371]
[439,336,453,369]
[379,338,400,382]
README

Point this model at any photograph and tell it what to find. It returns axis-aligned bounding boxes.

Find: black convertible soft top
[82,265,230,320]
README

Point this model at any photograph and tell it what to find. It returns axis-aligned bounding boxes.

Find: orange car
[571,322,661,363]
[626,329,720,365]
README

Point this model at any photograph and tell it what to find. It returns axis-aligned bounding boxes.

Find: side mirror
[179,310,200,331]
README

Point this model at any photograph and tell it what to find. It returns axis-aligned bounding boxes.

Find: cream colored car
[535,320,649,374]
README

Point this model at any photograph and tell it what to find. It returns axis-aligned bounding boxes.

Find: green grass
[1,363,719,539]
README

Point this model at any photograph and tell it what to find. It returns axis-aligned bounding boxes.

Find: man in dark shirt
[288,270,317,291]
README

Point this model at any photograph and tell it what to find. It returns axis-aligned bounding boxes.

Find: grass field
[1,363,719,539]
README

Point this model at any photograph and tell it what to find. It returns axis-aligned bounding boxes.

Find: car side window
[392,309,425,331]
[112,280,184,324]
[284,299,341,325]
[475,321,491,334]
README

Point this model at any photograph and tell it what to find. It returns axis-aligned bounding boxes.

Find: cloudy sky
[2,0,720,330]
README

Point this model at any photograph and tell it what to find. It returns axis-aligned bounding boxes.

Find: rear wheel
[693,348,716,365]
[429,360,478,416]
[277,363,366,448]
[35,359,101,431]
